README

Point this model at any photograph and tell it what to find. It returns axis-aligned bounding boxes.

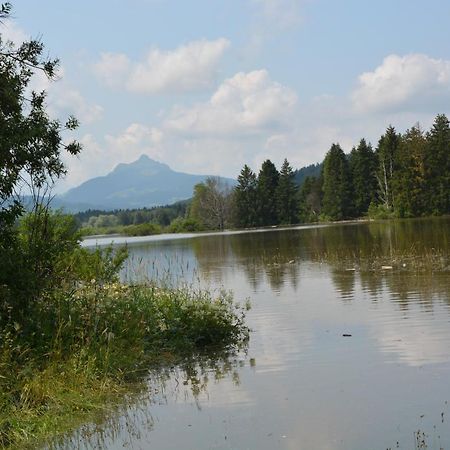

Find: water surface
[68,218,450,449]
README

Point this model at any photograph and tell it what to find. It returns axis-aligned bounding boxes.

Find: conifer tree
[322,144,352,220]
[257,159,279,226]
[349,139,377,216]
[424,114,450,215]
[393,125,427,217]
[234,164,258,228]
[276,159,298,224]
[375,126,401,210]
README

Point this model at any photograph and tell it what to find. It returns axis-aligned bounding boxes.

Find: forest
[81,115,449,235]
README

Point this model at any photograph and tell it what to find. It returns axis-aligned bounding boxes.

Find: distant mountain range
[56,155,235,212]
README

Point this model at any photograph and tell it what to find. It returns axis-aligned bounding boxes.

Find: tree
[349,139,377,216]
[298,175,322,222]
[375,126,400,210]
[322,144,352,220]
[276,158,298,224]
[0,3,80,320]
[189,177,233,230]
[424,114,450,215]
[234,164,258,228]
[257,159,279,226]
[393,125,427,217]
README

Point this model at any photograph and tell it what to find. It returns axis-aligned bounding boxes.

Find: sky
[4,0,450,192]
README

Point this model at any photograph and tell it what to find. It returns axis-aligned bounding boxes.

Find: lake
[63,218,450,449]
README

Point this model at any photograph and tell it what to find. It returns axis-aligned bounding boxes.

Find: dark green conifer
[234,165,258,228]
[322,144,352,220]
[424,114,450,214]
[349,139,377,216]
[276,159,298,224]
[393,125,427,217]
[257,160,279,226]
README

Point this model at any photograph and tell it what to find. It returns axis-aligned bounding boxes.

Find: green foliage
[257,159,279,226]
[189,177,234,230]
[322,144,353,220]
[298,175,322,222]
[234,164,258,228]
[393,126,427,217]
[349,139,377,217]
[276,158,298,224]
[167,217,204,233]
[367,202,396,219]
[424,114,450,215]
[375,126,401,210]
[0,281,249,448]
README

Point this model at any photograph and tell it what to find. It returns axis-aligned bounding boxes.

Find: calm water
[65,219,450,449]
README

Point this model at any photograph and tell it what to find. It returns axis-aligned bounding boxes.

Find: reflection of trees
[49,351,247,450]
[194,230,302,292]
[330,269,355,301]
[189,218,449,299]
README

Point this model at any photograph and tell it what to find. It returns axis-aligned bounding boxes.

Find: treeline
[79,114,449,235]
[74,200,189,231]
[189,114,449,229]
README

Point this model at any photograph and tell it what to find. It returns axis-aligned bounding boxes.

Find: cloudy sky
[5,0,450,192]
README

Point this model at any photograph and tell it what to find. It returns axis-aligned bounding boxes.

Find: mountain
[59,155,235,211]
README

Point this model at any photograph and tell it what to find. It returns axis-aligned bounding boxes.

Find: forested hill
[59,155,235,211]
[293,163,322,186]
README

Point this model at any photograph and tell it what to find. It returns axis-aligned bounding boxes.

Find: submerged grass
[0,282,250,448]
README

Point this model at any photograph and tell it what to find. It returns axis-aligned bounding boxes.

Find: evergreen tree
[349,139,377,216]
[393,125,427,217]
[257,159,279,226]
[276,159,298,224]
[322,144,352,220]
[298,175,322,222]
[234,165,258,228]
[375,126,401,210]
[424,114,450,215]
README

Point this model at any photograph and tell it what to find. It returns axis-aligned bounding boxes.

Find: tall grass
[0,279,249,448]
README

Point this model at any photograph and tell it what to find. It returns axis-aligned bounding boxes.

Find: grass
[0,282,250,448]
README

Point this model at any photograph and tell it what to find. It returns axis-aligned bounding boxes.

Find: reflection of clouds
[372,303,450,366]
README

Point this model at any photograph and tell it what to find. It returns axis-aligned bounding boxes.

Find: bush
[367,202,396,219]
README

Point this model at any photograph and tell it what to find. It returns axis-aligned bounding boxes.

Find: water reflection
[47,352,248,450]
[67,218,450,450]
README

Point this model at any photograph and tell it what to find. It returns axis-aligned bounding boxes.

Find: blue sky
[6,0,450,191]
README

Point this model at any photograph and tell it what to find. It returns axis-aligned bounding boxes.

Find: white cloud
[93,52,131,88]
[49,86,104,125]
[93,38,230,94]
[0,19,28,46]
[352,54,450,113]
[164,69,297,136]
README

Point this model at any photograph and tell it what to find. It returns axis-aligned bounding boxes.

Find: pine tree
[234,165,258,228]
[393,125,427,217]
[375,126,401,210]
[424,114,450,215]
[322,144,352,220]
[349,139,377,216]
[276,159,298,224]
[257,160,279,226]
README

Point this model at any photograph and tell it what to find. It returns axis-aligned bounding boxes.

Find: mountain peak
[112,155,170,174]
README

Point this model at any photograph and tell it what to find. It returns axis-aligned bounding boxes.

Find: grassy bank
[0,282,249,448]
